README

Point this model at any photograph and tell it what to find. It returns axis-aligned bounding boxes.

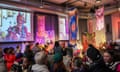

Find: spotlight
[96,0,101,3]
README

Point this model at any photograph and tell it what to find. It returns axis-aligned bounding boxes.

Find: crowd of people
[0,41,120,72]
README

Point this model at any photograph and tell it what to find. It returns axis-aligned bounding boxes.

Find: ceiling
[1,0,120,13]
[44,0,117,8]
[41,0,120,12]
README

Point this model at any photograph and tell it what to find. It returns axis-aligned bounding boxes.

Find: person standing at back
[4,47,16,72]
[86,44,113,72]
[32,42,41,54]
[32,51,49,72]
[54,41,62,54]
[103,50,120,72]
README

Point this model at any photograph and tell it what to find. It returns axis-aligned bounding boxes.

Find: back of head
[87,44,102,62]
[9,47,15,54]
[3,47,9,54]
[36,42,39,46]
[73,57,82,68]
[34,51,47,65]
[25,45,31,52]
[55,41,59,47]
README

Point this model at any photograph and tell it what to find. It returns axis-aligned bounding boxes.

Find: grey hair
[34,51,47,64]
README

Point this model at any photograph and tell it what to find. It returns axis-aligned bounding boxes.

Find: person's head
[36,42,39,46]
[16,45,21,50]
[3,47,9,54]
[9,47,15,54]
[25,45,31,52]
[86,44,102,63]
[34,51,47,65]
[22,57,29,68]
[103,50,114,63]
[55,41,60,47]
[54,52,63,63]
[17,13,25,26]
[72,57,83,69]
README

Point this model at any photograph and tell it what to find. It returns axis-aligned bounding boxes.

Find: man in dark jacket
[86,44,113,72]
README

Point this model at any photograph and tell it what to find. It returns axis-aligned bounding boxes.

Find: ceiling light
[40,4,43,8]
[96,0,101,3]
[40,0,43,8]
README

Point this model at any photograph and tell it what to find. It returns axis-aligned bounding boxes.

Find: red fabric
[116,64,120,72]
[4,54,16,71]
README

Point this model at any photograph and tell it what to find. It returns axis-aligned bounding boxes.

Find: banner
[69,8,78,40]
[95,7,104,30]
[36,15,55,44]
[59,17,69,40]
[36,15,46,44]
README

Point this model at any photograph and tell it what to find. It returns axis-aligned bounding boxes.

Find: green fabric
[53,52,63,63]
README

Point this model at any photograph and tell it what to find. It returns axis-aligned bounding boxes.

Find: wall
[111,12,120,41]
[88,18,106,46]
[78,19,88,40]
[105,15,113,42]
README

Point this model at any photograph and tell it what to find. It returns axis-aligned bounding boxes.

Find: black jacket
[89,58,113,72]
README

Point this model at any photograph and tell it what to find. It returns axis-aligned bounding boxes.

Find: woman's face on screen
[17,16,24,26]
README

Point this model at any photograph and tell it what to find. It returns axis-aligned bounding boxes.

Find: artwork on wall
[69,8,78,40]
[95,7,104,30]
[36,15,55,44]
[36,15,45,44]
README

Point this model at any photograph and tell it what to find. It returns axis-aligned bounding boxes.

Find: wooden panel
[45,0,68,4]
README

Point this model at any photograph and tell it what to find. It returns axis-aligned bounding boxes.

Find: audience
[22,57,32,72]
[86,44,113,72]
[32,51,49,72]
[52,52,67,72]
[0,41,120,72]
[4,47,16,72]
[71,57,88,72]
[24,45,34,64]
[103,50,120,72]
[54,41,62,54]
[32,42,41,54]
[15,45,21,55]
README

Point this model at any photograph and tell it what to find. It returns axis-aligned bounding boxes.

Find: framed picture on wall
[118,22,120,39]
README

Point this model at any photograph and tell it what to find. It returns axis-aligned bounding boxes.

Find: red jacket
[4,54,16,71]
